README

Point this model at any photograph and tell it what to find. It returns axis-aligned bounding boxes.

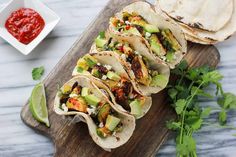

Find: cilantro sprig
[167,60,236,157]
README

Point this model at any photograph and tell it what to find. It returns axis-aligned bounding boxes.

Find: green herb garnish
[32,66,44,80]
[167,60,236,157]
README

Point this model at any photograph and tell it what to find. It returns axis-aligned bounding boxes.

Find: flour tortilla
[155,0,236,44]
[54,75,136,151]
[109,1,187,68]
[158,0,233,32]
[72,52,152,118]
[90,37,170,96]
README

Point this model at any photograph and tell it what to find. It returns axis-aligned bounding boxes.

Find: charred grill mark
[131,56,143,79]
[176,16,183,20]
[190,22,203,29]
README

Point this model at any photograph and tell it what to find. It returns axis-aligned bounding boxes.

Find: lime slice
[29,83,50,127]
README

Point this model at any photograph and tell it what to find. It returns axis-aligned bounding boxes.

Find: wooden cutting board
[21,0,220,157]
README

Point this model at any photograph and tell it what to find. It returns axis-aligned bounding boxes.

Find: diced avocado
[166,52,174,62]
[144,24,159,33]
[98,104,111,123]
[150,74,168,88]
[124,27,141,36]
[77,58,89,71]
[66,97,88,113]
[130,100,142,118]
[95,38,107,48]
[107,71,121,81]
[96,127,111,138]
[62,84,72,94]
[161,29,181,51]
[84,94,101,107]
[150,40,161,56]
[84,54,97,68]
[105,115,121,131]
[150,35,166,56]
[91,67,101,78]
[81,87,89,97]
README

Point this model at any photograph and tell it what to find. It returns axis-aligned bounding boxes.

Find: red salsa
[5,8,45,45]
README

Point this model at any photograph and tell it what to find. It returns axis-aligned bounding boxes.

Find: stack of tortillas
[155,0,236,44]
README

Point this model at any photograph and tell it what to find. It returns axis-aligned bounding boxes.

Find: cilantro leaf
[99,31,105,39]
[219,110,227,125]
[32,66,44,80]
[201,107,212,118]
[166,121,181,130]
[175,99,186,115]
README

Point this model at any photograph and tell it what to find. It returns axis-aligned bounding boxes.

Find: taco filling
[95,34,168,88]
[75,54,146,117]
[58,81,123,138]
[110,12,181,63]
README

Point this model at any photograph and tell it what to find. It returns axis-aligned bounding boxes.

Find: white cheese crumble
[112,131,117,136]
[99,122,104,128]
[87,107,96,115]
[125,21,130,25]
[69,93,78,98]
[145,32,151,38]
[102,75,107,80]
[97,62,101,66]
[161,56,167,61]
[134,51,139,55]
[104,64,112,70]
[121,54,127,60]
[61,103,68,112]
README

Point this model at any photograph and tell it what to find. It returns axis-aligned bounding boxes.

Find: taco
[72,52,152,118]
[54,75,135,151]
[108,1,187,68]
[91,32,170,96]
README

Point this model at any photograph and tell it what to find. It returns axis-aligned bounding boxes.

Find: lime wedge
[29,83,50,127]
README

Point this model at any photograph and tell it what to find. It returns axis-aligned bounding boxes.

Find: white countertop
[0,0,236,156]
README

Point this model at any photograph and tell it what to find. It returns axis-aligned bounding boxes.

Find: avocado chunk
[124,27,141,36]
[105,115,121,131]
[130,100,142,118]
[150,34,166,56]
[84,94,101,107]
[150,74,168,88]
[97,127,111,138]
[161,29,181,52]
[84,54,97,68]
[107,71,121,81]
[77,58,89,71]
[98,104,111,123]
[95,31,107,48]
[166,52,174,62]
[144,24,159,33]
[81,87,89,97]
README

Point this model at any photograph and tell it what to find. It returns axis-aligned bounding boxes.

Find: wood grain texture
[20,0,220,157]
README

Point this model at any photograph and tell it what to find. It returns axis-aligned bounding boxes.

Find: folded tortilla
[72,52,152,119]
[54,75,136,151]
[108,1,187,68]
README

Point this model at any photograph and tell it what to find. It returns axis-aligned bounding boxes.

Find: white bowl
[0,0,60,55]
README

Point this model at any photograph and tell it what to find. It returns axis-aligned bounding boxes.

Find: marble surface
[0,0,236,157]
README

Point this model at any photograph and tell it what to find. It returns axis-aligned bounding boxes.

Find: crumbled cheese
[69,93,78,98]
[112,131,117,136]
[145,32,151,38]
[121,54,127,60]
[134,51,139,55]
[104,64,112,71]
[61,103,68,112]
[161,56,166,61]
[99,122,104,128]
[97,62,101,66]
[87,107,96,115]
[125,21,130,25]
[102,75,107,80]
